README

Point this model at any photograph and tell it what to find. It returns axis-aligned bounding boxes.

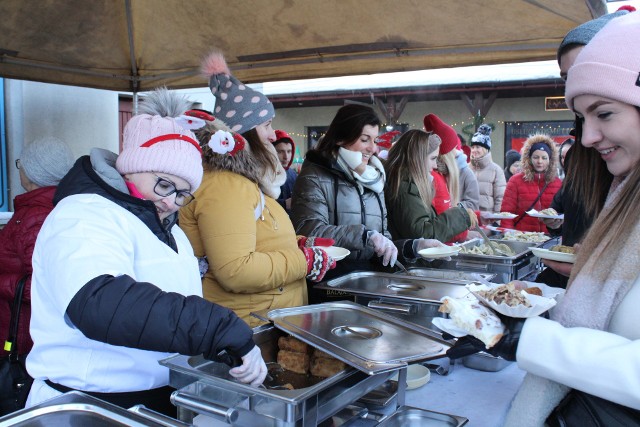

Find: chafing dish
[161,302,450,427]
[316,271,472,334]
[437,239,538,282]
[0,391,187,427]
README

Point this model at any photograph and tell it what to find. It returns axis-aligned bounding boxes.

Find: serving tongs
[474,225,510,257]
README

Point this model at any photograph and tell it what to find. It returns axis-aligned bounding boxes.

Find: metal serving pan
[0,391,187,427]
[392,268,495,283]
[376,405,468,426]
[252,301,448,375]
[317,271,471,305]
[457,238,536,261]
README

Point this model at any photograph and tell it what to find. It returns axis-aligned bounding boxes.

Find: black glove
[445,315,526,362]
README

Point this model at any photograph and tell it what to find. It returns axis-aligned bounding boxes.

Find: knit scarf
[336,149,386,194]
[503,175,640,427]
[257,142,287,199]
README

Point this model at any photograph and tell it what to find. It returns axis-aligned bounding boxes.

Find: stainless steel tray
[253,301,447,375]
[457,238,535,262]
[377,405,468,426]
[0,391,185,427]
[393,268,495,283]
[316,271,471,304]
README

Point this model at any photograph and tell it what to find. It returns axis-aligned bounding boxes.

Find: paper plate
[531,247,576,264]
[526,209,564,220]
[417,246,462,259]
[466,283,557,318]
[481,212,517,220]
[321,246,351,261]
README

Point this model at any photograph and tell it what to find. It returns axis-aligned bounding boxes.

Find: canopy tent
[0,0,605,92]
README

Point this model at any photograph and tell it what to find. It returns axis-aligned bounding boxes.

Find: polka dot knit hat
[202,50,275,134]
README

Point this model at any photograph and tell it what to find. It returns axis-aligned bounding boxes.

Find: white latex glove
[367,230,398,267]
[228,345,267,387]
[412,238,451,261]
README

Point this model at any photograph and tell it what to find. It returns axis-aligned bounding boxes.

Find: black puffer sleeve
[66,274,255,361]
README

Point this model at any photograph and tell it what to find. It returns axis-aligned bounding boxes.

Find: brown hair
[570,165,640,285]
[563,119,612,219]
[313,104,381,159]
[385,129,441,209]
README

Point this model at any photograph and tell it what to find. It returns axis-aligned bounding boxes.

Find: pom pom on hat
[20,136,74,187]
[470,124,493,151]
[274,129,294,146]
[202,50,275,134]
[423,114,458,155]
[116,88,204,191]
[557,7,632,62]
[565,12,640,111]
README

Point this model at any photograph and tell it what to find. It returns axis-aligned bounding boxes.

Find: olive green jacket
[386,178,471,242]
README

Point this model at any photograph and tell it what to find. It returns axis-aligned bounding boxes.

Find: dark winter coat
[0,186,56,357]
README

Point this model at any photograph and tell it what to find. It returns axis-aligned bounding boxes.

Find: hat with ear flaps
[116,88,204,191]
[202,50,275,134]
[423,114,458,155]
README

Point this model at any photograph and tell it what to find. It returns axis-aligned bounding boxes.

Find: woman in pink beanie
[446,12,640,427]
[25,88,267,416]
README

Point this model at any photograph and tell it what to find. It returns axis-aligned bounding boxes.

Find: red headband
[141,133,203,155]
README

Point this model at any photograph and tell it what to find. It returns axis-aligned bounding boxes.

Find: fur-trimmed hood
[521,134,559,183]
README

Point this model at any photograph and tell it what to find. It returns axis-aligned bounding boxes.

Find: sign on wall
[504,120,574,154]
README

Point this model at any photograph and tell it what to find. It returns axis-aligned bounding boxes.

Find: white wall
[5,80,120,206]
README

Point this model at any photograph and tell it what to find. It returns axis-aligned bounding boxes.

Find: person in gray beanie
[19,136,74,189]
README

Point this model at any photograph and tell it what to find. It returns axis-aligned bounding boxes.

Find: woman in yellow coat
[179,52,334,326]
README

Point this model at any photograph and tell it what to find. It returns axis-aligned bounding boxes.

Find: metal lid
[315,271,470,303]
[252,301,446,375]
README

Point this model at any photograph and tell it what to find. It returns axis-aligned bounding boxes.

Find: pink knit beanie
[565,12,640,111]
[116,91,204,191]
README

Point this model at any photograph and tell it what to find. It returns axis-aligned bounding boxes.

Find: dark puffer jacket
[501,135,562,232]
[0,186,56,357]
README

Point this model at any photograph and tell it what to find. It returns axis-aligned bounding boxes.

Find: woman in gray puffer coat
[469,124,507,213]
[291,105,446,303]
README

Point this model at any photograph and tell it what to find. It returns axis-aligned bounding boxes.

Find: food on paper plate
[439,297,505,348]
[523,286,543,296]
[475,282,532,307]
[550,244,575,254]
[539,208,558,216]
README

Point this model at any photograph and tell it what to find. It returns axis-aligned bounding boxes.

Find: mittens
[297,236,335,249]
[301,247,336,282]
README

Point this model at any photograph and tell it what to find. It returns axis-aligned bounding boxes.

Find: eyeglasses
[152,175,195,206]
[15,159,21,170]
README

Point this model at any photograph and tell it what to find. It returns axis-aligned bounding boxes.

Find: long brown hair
[385,129,441,209]
[564,118,613,219]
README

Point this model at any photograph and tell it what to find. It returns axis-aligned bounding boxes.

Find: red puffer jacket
[0,186,56,357]
[500,173,562,232]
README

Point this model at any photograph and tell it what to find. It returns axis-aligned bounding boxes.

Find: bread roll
[278,336,309,353]
[277,350,310,374]
[310,355,347,377]
[523,286,543,296]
